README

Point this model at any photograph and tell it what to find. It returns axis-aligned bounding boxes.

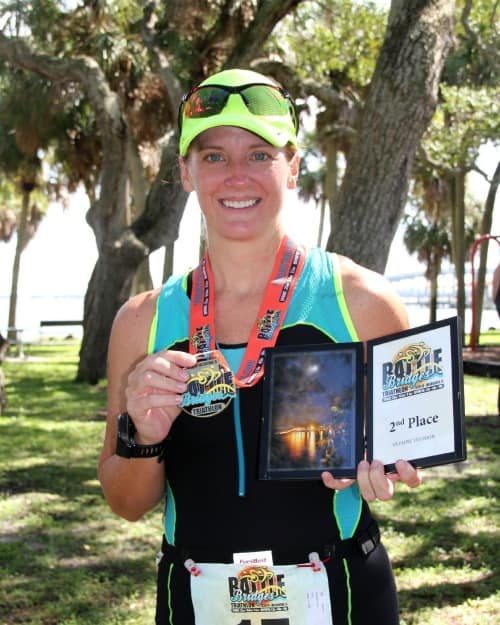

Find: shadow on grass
[398,574,496,613]
[3,375,106,421]
[2,463,101,497]
[2,549,159,625]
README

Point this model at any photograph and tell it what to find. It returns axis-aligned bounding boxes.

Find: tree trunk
[76,232,148,382]
[317,195,326,247]
[326,0,455,273]
[326,139,339,246]
[429,270,438,323]
[162,240,175,283]
[474,161,500,341]
[429,278,438,323]
[450,170,466,343]
[127,137,154,295]
[131,258,154,295]
[7,189,30,343]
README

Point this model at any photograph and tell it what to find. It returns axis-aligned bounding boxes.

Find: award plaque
[259,343,365,480]
[366,316,466,472]
[258,317,466,481]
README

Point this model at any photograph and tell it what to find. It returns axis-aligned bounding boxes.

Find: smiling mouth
[221,199,259,209]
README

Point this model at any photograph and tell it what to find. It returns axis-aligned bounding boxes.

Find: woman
[99,68,422,625]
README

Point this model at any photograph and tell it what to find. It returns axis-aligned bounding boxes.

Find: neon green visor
[178,69,299,157]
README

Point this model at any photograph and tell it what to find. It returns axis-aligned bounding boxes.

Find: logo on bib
[228,565,288,613]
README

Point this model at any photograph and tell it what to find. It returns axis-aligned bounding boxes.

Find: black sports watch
[116,412,166,461]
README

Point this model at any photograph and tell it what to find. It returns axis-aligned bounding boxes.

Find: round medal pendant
[181,350,236,417]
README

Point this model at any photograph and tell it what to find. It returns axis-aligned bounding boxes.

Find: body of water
[0,295,85,342]
[1,295,498,344]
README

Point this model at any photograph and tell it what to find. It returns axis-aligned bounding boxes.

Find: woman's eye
[252,151,270,161]
[205,153,224,162]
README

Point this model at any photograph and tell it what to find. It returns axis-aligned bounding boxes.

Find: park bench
[39,320,84,329]
[39,320,84,343]
[3,327,25,357]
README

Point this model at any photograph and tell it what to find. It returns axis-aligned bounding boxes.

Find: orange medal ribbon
[189,236,306,388]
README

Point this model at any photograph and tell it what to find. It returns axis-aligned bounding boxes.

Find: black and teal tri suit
[149,247,399,625]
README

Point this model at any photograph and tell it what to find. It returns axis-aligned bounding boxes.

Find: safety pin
[308,551,322,572]
[184,558,201,576]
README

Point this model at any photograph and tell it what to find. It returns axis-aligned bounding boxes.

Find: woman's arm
[98,289,196,521]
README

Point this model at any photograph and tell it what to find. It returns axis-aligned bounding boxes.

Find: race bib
[190,561,333,625]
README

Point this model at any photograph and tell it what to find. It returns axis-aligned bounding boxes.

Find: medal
[181,350,236,417]
[184,236,306,416]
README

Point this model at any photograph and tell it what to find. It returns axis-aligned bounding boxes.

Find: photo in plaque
[259,342,365,480]
[259,317,466,481]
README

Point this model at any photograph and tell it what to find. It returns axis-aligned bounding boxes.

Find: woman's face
[179,126,300,243]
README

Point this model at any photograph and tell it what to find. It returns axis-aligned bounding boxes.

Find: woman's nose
[225,162,250,187]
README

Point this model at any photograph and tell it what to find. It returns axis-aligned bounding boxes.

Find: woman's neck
[206,232,285,297]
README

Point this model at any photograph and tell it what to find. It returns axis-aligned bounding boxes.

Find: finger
[321,471,355,491]
[357,460,377,501]
[133,369,189,396]
[127,351,196,394]
[369,460,394,501]
[146,350,196,383]
[129,390,185,413]
[395,459,423,488]
[162,349,198,373]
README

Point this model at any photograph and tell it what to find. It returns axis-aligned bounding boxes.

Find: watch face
[116,414,133,458]
[180,350,236,417]
[115,412,164,459]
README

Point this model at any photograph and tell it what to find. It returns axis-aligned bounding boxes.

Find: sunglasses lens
[183,87,228,119]
[179,83,298,137]
[241,86,290,116]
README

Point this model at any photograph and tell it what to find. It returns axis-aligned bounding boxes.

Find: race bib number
[190,561,333,625]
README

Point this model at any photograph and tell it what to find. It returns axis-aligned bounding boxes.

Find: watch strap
[116,412,166,460]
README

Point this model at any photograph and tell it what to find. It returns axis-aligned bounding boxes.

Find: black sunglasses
[178,82,299,135]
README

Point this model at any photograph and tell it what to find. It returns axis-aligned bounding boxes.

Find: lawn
[0,342,498,624]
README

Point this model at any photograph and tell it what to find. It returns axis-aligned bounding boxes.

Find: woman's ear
[287,152,300,189]
[179,156,194,192]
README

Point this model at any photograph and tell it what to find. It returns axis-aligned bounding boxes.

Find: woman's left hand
[321,459,422,501]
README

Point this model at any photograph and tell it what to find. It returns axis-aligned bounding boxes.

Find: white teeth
[222,199,258,209]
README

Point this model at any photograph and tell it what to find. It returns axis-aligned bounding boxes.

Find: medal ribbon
[189,236,306,387]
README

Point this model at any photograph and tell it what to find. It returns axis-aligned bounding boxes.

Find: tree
[272,0,386,252]
[417,86,499,334]
[408,0,500,338]
[415,0,500,339]
[267,0,456,274]
[404,212,452,323]
[0,0,462,381]
[0,0,305,382]
[0,70,52,340]
[325,0,456,273]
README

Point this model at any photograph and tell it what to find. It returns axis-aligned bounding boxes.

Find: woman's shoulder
[110,288,161,350]
[115,288,161,323]
[335,254,409,341]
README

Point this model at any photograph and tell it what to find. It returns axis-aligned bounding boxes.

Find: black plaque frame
[366,316,466,472]
[259,342,365,480]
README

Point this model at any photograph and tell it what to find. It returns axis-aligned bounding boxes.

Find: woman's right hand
[125,349,197,444]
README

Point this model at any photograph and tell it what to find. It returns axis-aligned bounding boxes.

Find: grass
[0,342,498,624]
[468,329,500,345]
